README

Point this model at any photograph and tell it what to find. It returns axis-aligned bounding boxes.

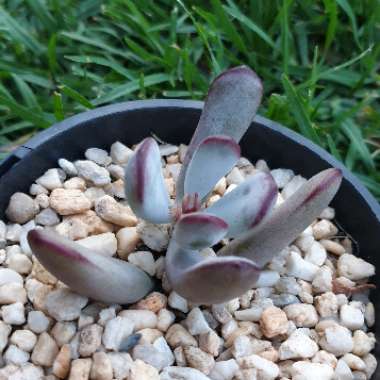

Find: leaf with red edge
[124,137,171,224]
[28,229,154,304]
[172,212,228,250]
[165,241,260,304]
[206,171,277,237]
[177,66,263,201]
[184,135,241,201]
[219,168,342,267]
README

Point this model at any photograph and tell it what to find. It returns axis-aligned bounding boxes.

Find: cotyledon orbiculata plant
[27,66,342,305]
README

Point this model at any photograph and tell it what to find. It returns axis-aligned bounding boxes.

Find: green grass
[0,0,379,198]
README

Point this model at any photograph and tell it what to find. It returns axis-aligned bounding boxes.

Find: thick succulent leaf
[206,171,277,237]
[28,229,154,304]
[124,137,171,224]
[165,241,260,304]
[172,212,228,250]
[184,135,240,201]
[219,168,342,267]
[177,66,263,200]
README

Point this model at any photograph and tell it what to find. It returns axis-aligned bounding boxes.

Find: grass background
[0,0,379,198]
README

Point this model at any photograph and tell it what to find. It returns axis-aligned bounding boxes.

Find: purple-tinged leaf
[165,241,260,304]
[184,135,240,201]
[125,137,171,224]
[206,171,277,237]
[219,168,342,267]
[28,229,154,304]
[172,212,228,250]
[177,66,263,200]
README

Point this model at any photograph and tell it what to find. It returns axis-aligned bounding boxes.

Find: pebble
[30,183,48,196]
[199,330,222,357]
[90,351,113,380]
[35,207,60,226]
[341,353,366,371]
[6,193,39,224]
[291,361,334,380]
[352,330,375,356]
[52,344,71,379]
[107,164,124,180]
[275,276,300,295]
[281,175,307,199]
[168,291,189,313]
[312,350,338,368]
[51,321,77,347]
[320,239,346,256]
[312,266,333,293]
[0,268,23,286]
[128,251,156,276]
[270,168,294,188]
[209,359,238,380]
[254,270,280,287]
[119,309,157,330]
[84,187,106,206]
[110,141,133,164]
[165,324,198,348]
[10,330,36,353]
[279,329,318,359]
[161,366,210,380]
[334,359,353,380]
[58,158,78,176]
[136,292,167,313]
[45,288,88,321]
[260,306,288,338]
[50,188,91,215]
[78,324,102,357]
[1,302,25,325]
[157,308,176,332]
[340,304,364,330]
[137,221,170,252]
[185,307,211,335]
[36,168,64,190]
[132,343,170,371]
[102,316,134,351]
[64,176,87,190]
[77,232,117,257]
[4,344,30,365]
[363,353,377,379]
[304,241,327,266]
[68,358,92,380]
[75,160,111,186]
[28,310,50,333]
[183,346,215,375]
[284,304,318,327]
[286,251,319,281]
[108,352,133,379]
[6,223,23,242]
[238,354,279,379]
[130,359,160,380]
[319,325,353,356]
[315,292,338,318]
[115,227,140,259]
[0,282,27,304]
[85,147,112,166]
[337,254,375,280]
[95,195,137,226]
[35,193,50,208]
[31,332,59,366]
[0,320,11,352]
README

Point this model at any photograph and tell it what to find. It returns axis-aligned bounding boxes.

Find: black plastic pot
[1,100,379,372]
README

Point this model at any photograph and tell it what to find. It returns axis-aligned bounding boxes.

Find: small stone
[116,227,140,259]
[161,366,210,380]
[1,302,25,325]
[365,302,375,327]
[78,314,95,330]
[363,353,377,379]
[36,168,64,190]
[95,195,137,226]
[10,329,37,352]
[137,221,170,252]
[0,320,11,352]
[284,304,318,327]
[337,254,375,281]
[90,351,113,380]
[98,307,116,327]
[281,175,307,199]
[341,353,366,371]
[254,270,280,287]
[64,177,87,190]
[6,192,39,224]
[7,252,32,274]
[312,266,333,293]
[319,325,353,356]
[279,329,318,360]
[238,354,279,379]
[108,352,133,379]
[110,141,133,164]
[185,307,211,335]
[157,308,176,332]
[315,292,338,318]
[50,188,91,215]
[312,219,338,240]
[340,304,364,330]
[6,223,23,242]
[0,282,27,304]
[352,330,375,356]
[130,359,159,380]
[132,344,168,371]
[304,241,327,266]
[31,257,57,285]
[138,328,162,345]
[35,193,50,208]
[52,322,77,347]
[199,330,222,357]
[334,359,353,380]
[168,291,189,313]
[165,324,197,348]
[68,358,92,380]
[104,179,125,198]
[52,344,71,379]
[30,183,48,195]
[85,147,112,166]
[312,350,338,368]
[320,239,346,256]
[286,251,319,281]
[58,158,78,176]
[28,310,50,333]
[211,304,232,324]
[77,233,117,257]
[231,335,253,359]
[45,288,88,321]
[102,316,134,351]
[25,278,52,311]
[270,293,299,307]
[183,346,215,375]
[275,276,300,295]
[78,324,102,357]
[270,168,294,188]
[136,292,167,313]
[260,306,288,338]
[4,345,30,365]
[209,359,239,380]
[291,361,334,380]
[31,332,59,367]
[84,187,106,206]
[75,160,111,186]
[119,309,157,330]
[128,251,156,276]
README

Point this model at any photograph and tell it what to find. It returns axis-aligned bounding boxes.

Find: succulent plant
[28,66,342,305]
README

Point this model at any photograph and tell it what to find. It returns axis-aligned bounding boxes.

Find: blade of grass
[59,84,94,109]
[53,92,64,121]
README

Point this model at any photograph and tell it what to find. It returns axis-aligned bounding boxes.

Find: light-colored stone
[52,321,77,347]
[107,164,124,180]
[85,147,111,166]
[30,183,48,196]
[0,268,23,286]
[84,187,106,206]
[161,366,210,380]
[279,329,318,360]
[312,350,338,368]
[260,306,288,338]
[116,226,140,258]
[312,266,333,293]
[286,251,319,281]
[45,288,88,321]
[157,308,176,332]
[4,344,29,365]
[365,302,375,327]
[6,223,23,242]
[270,168,294,188]
[0,282,27,304]
[363,353,377,379]
[58,158,78,176]
[52,344,71,379]
[7,252,33,274]
[319,325,353,356]
[334,359,353,380]
[291,361,334,380]
[98,307,116,327]
[90,351,113,380]
[36,168,64,190]
[75,160,111,186]
[284,304,318,327]
[238,354,279,379]
[95,195,137,226]
[136,292,167,313]
[79,324,103,357]
[185,307,211,335]
[315,292,338,318]
[320,239,345,256]
[352,330,375,356]
[50,188,91,215]
[25,278,53,311]
[110,141,133,164]
[1,302,25,325]
[137,221,170,252]
[64,177,87,190]
[199,330,222,357]
[304,241,327,266]
[102,316,134,351]
[6,192,39,224]
[119,309,157,330]
[138,328,163,344]
[132,343,170,371]
[281,175,307,199]
[28,310,50,333]
[341,353,366,371]
[337,254,375,281]
[108,352,133,380]
[35,193,50,208]
[0,320,11,352]
[31,332,59,367]
[77,232,117,257]
[128,251,156,276]
[183,346,215,375]
[168,291,189,313]
[340,304,364,330]
[130,359,159,380]
[165,324,198,348]
[68,358,92,380]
